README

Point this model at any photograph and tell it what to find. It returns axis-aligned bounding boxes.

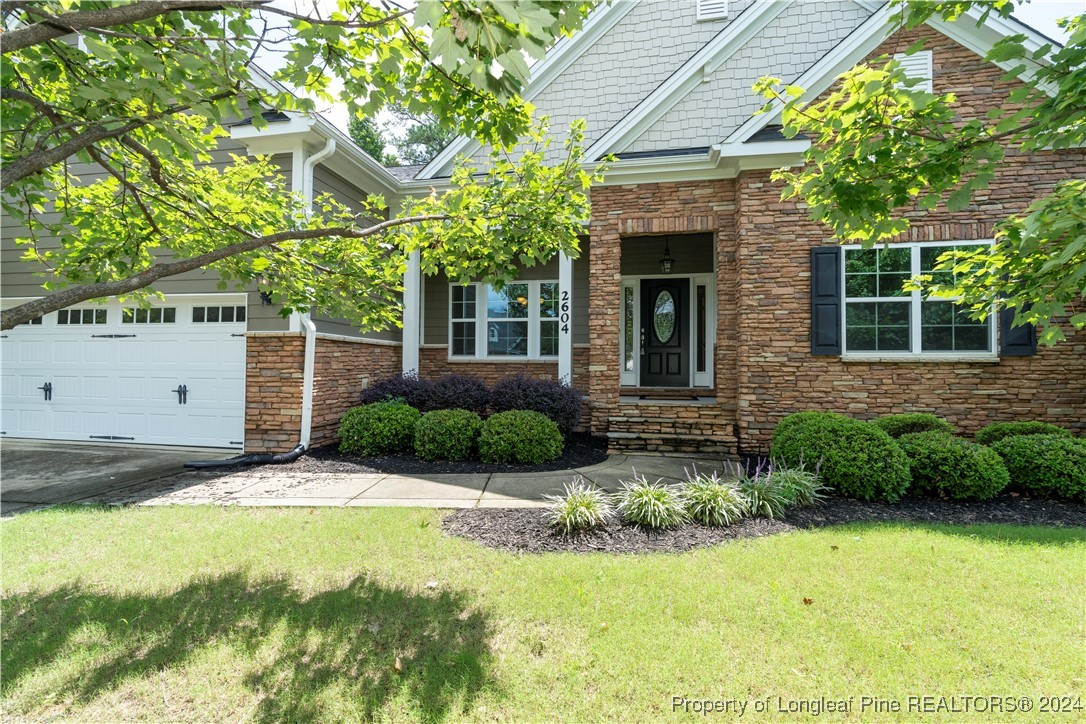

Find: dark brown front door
[640,278,689,387]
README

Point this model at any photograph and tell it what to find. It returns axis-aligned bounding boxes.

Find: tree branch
[0,214,447,329]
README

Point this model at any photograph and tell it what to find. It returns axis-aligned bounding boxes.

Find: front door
[640,278,689,387]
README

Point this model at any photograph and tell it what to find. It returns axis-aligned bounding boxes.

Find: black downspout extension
[184,443,306,469]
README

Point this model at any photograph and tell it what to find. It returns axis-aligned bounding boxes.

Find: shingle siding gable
[469,0,752,166]
[626,1,870,153]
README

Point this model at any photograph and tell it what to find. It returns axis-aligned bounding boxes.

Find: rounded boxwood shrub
[872,413,954,439]
[770,412,910,502]
[974,421,1072,446]
[490,374,583,436]
[990,434,1086,501]
[414,409,483,461]
[338,400,421,456]
[896,431,1009,500]
[478,410,563,464]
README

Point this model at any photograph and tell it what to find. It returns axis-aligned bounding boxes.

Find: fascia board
[582,0,794,162]
[416,0,642,180]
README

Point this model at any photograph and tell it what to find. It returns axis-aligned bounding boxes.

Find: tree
[755,0,1085,344]
[384,102,456,165]
[347,115,396,166]
[0,0,600,330]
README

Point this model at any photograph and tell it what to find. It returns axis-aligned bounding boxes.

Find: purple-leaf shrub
[490,374,583,436]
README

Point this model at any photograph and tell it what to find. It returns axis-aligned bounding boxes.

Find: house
[3,0,1084,456]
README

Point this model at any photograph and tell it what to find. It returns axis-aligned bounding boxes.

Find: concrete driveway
[1,439,232,514]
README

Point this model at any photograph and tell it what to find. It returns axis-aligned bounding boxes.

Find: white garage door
[2,295,246,449]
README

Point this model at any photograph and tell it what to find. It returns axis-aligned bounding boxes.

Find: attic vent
[696,0,729,21]
[893,50,933,93]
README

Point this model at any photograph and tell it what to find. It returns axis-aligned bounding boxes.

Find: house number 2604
[560,290,570,334]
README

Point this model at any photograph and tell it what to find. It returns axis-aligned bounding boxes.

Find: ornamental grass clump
[680,469,749,527]
[738,463,795,519]
[769,464,828,507]
[542,476,615,534]
[616,472,687,529]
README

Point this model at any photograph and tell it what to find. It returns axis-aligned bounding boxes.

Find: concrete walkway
[67,454,740,510]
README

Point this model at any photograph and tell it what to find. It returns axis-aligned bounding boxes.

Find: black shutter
[999,306,1036,356]
[810,247,842,355]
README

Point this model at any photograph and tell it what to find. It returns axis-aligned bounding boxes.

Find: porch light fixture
[659,239,675,274]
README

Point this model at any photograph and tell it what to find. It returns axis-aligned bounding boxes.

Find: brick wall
[732,25,1086,450]
[244,333,400,453]
[587,179,740,450]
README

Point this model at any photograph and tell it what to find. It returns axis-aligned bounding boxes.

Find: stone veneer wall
[244,332,400,453]
[587,179,740,449]
[731,25,1086,450]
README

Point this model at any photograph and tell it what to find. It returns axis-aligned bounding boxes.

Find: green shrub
[896,431,1009,501]
[974,421,1072,446]
[872,413,954,438]
[616,472,687,529]
[738,472,794,519]
[543,476,615,534]
[680,469,748,527]
[991,434,1086,501]
[770,412,911,502]
[477,410,563,464]
[414,409,483,461]
[768,465,828,507]
[338,401,421,456]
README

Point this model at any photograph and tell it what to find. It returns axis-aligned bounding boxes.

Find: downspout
[298,138,336,450]
[186,138,335,469]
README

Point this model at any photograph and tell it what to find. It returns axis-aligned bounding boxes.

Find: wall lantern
[659,239,675,274]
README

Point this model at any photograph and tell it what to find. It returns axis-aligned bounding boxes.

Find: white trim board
[416,0,641,180]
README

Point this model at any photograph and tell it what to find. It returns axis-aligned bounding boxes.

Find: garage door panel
[2,295,246,447]
[20,340,45,363]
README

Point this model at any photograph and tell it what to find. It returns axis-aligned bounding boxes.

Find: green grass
[2,506,1083,722]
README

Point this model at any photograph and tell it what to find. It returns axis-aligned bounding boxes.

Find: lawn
[2,506,1083,722]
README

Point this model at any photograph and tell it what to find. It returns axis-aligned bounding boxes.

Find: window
[57,308,107,325]
[843,241,994,356]
[450,281,559,359]
[696,0,728,21]
[894,50,933,93]
[193,305,246,323]
[122,307,176,324]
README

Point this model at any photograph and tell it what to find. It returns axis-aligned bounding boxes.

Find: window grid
[57,308,107,325]
[192,305,246,323]
[449,281,559,360]
[122,307,177,324]
[842,241,995,356]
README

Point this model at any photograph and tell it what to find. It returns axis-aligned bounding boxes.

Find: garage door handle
[171,384,188,405]
[37,382,52,401]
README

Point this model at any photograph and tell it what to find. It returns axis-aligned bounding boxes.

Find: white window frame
[620,274,716,388]
[840,240,997,360]
[448,281,560,360]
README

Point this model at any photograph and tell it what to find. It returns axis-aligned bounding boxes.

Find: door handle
[37,382,52,401]
[171,384,188,405]
[640,328,646,355]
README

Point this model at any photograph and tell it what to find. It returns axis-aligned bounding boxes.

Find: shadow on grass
[801,519,1086,547]
[1,572,494,721]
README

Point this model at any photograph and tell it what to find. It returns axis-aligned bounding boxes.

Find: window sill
[447,356,559,363]
[840,354,1000,364]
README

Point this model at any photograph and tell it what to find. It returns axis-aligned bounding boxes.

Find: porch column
[402,249,421,376]
[558,250,573,385]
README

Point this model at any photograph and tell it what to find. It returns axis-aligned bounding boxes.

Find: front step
[606,409,738,456]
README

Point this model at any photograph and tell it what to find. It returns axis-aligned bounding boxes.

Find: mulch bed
[443,496,1086,554]
[283,432,609,475]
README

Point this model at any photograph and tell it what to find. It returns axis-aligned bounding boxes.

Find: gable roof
[413,0,1063,185]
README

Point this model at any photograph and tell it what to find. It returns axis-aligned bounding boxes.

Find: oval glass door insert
[653,290,676,343]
